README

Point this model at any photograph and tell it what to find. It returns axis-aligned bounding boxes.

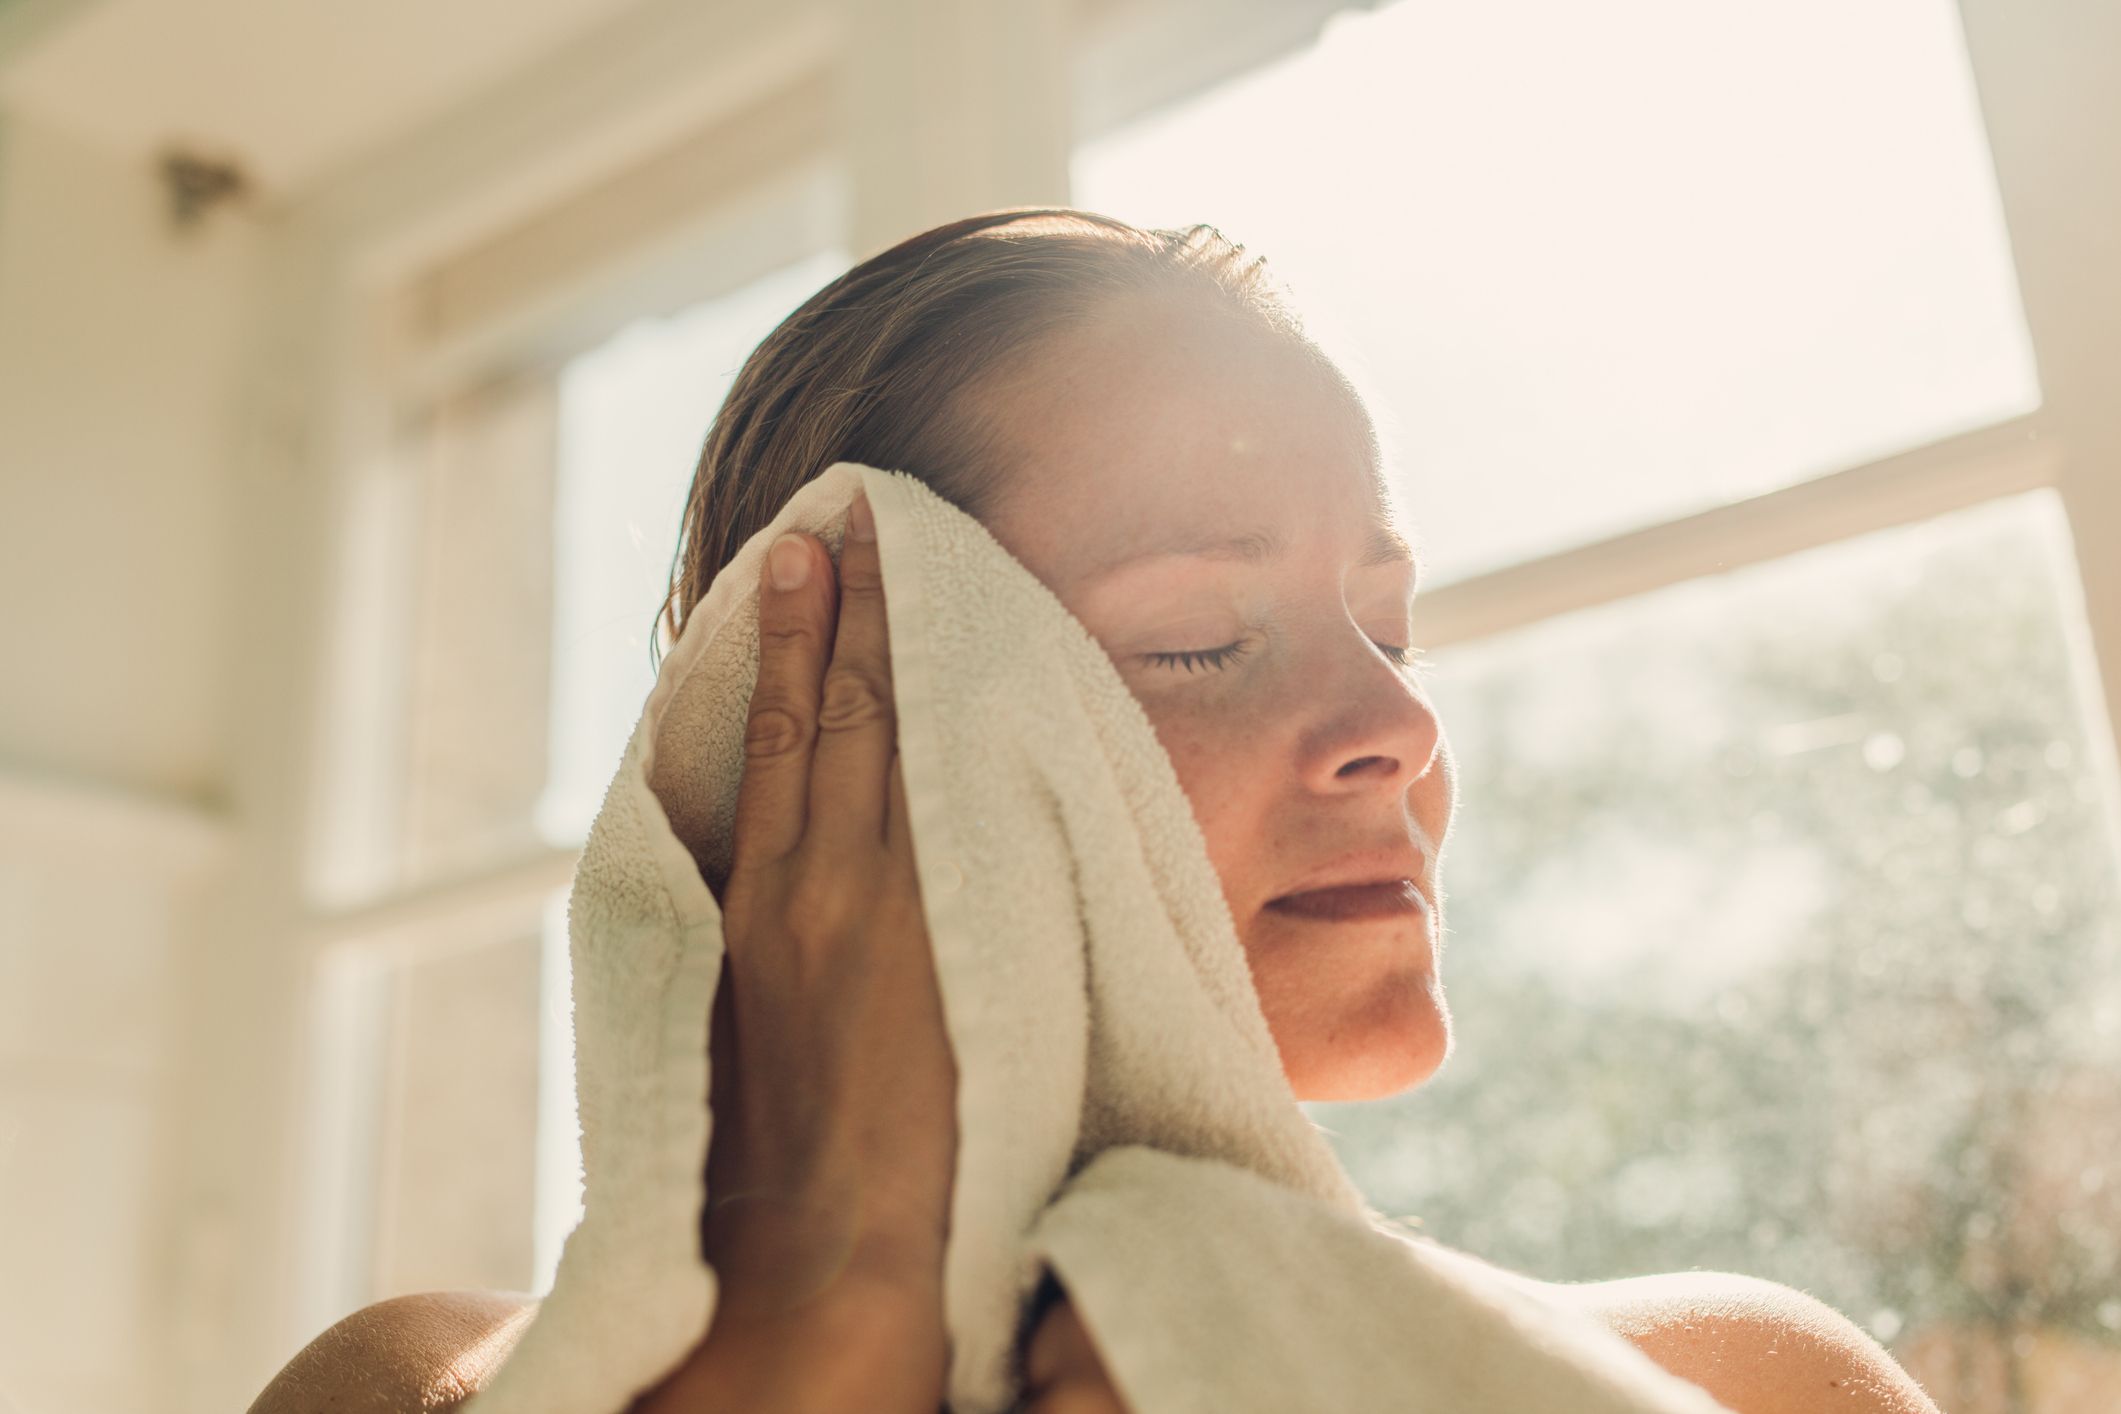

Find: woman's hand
[635,490,953,1412]
[1023,1288,1130,1414]
[701,488,960,1317]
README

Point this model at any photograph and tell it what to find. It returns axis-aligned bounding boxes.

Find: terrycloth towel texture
[463,461,1734,1414]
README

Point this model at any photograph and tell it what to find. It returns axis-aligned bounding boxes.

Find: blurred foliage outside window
[1312,491,2121,1413]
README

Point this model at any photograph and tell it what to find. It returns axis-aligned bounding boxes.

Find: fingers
[806,491,897,853]
[731,528,839,873]
[729,489,895,885]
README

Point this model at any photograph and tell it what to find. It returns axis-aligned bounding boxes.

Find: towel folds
[462,461,1732,1414]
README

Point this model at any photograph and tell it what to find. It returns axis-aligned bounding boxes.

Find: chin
[1283,974,1453,1104]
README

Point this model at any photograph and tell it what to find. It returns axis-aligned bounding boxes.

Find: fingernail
[768,533,810,591]
[848,493,876,542]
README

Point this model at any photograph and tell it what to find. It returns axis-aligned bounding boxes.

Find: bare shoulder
[246,1290,539,1414]
[1537,1270,1943,1414]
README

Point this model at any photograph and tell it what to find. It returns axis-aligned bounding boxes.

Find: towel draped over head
[462,462,1733,1414]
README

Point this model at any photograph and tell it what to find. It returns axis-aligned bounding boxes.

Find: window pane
[542,249,849,843]
[1073,0,2041,584]
[371,932,542,1300]
[1310,492,2121,1409]
[391,373,560,887]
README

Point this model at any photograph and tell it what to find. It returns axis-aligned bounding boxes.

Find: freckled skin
[975,293,1457,1104]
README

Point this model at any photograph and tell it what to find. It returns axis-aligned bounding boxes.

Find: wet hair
[653,206,1312,665]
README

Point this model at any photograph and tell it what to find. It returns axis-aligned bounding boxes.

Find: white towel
[463,461,1733,1414]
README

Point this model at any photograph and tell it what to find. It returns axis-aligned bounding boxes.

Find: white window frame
[187,0,2121,1394]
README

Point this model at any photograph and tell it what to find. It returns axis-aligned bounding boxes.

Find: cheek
[1140,705,1271,895]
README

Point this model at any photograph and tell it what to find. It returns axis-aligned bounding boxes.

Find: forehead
[976,296,1394,590]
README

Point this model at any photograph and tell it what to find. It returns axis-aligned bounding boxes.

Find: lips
[1267,878,1428,922]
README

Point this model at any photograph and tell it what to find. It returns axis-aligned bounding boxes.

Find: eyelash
[1144,639,1430,674]
[1144,642,1254,674]
[1384,644,1432,672]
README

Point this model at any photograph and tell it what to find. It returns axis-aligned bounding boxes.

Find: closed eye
[1143,640,1253,674]
[1143,639,1429,674]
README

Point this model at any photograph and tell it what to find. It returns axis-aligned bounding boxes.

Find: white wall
[0,108,251,1412]
[0,110,253,795]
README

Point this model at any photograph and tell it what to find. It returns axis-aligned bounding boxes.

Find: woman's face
[977,295,1456,1103]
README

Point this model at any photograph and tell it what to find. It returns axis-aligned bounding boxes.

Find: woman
[251,210,1943,1414]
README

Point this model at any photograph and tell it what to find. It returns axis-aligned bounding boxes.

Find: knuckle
[759,619,822,669]
[729,835,797,903]
[757,618,816,654]
[778,875,858,941]
[836,556,886,600]
[742,701,811,760]
[817,666,893,731]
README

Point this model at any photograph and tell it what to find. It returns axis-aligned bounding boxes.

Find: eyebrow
[1081,520,1424,584]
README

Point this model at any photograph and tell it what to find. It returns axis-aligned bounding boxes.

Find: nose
[1296,629,1444,797]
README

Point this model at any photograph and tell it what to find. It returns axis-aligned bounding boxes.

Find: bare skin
[643,484,960,1410]
[248,296,1943,1414]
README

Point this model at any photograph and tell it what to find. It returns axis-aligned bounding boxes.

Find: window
[543,250,852,844]
[371,928,544,1297]
[1074,0,2041,584]
[307,249,848,1313]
